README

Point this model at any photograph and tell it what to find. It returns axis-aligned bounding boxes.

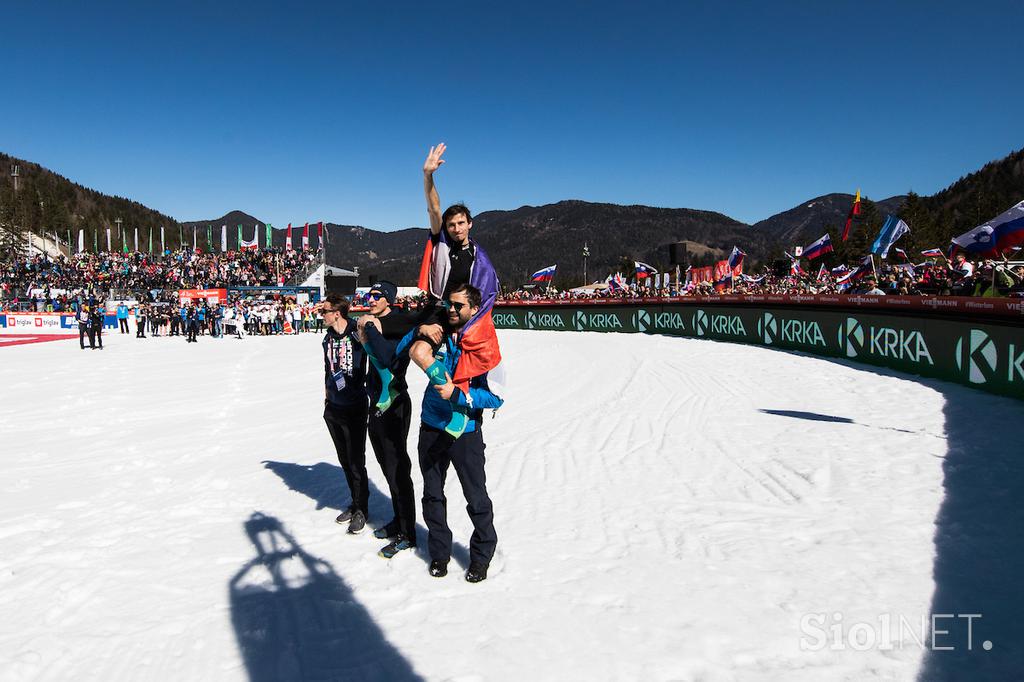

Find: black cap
[369,281,397,305]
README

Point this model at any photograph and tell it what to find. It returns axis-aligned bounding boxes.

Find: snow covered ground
[1,329,1021,681]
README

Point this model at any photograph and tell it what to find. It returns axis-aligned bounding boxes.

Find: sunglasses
[443,300,467,313]
[367,292,384,300]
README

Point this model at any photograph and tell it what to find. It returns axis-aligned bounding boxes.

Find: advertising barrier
[1,312,128,334]
[493,299,1024,400]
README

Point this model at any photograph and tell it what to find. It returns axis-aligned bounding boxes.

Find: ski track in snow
[0,329,1017,681]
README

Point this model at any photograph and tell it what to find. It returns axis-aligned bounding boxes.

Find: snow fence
[493,296,1024,400]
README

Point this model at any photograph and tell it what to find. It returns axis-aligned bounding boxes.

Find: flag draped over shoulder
[950,199,1024,258]
[417,229,502,391]
[841,189,862,241]
[870,215,910,258]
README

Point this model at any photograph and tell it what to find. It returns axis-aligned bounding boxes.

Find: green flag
[207,225,212,251]
[237,224,242,249]
[266,223,272,248]
[93,228,97,252]
[149,226,153,254]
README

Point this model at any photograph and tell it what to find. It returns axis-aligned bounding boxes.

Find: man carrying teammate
[410,143,502,438]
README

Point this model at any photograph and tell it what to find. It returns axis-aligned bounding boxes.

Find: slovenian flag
[531,265,557,282]
[634,261,657,279]
[950,199,1024,258]
[802,233,834,260]
[893,247,909,261]
[920,248,944,258]
[727,246,746,270]
[836,256,873,285]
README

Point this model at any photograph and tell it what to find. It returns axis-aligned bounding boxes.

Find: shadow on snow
[229,512,423,681]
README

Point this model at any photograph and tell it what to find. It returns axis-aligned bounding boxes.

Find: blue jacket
[116,304,129,319]
[395,329,503,433]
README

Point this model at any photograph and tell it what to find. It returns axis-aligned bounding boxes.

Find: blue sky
[2,1,1021,230]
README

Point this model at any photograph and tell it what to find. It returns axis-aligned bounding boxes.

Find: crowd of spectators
[498,256,1024,302]
[1,248,320,312]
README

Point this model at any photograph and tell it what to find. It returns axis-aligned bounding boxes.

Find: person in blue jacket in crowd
[394,283,504,583]
[116,302,130,334]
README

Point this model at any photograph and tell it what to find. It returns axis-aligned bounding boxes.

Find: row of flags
[67,222,327,255]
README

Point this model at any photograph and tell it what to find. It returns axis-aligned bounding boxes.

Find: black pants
[419,425,496,567]
[324,402,370,516]
[136,321,146,338]
[187,321,198,342]
[79,325,93,348]
[119,318,129,333]
[368,393,416,540]
[93,326,103,348]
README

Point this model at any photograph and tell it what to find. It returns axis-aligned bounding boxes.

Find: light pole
[582,243,590,286]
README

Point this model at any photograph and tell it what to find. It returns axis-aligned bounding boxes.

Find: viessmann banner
[491,304,1024,400]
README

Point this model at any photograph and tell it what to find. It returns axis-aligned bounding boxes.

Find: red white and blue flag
[836,256,873,285]
[920,248,944,258]
[634,261,657,279]
[893,247,909,261]
[727,246,746,269]
[816,263,828,282]
[607,273,627,291]
[950,199,1024,258]
[530,265,557,282]
[802,233,834,261]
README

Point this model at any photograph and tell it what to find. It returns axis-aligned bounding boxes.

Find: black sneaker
[378,535,416,559]
[347,510,367,535]
[429,561,448,578]
[335,507,356,524]
[373,521,401,540]
[465,562,488,583]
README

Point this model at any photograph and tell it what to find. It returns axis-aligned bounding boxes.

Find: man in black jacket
[321,294,370,535]
[90,306,104,350]
[356,281,419,558]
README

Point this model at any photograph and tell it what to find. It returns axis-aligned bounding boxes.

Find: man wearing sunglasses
[355,281,419,558]
[391,283,504,582]
[320,294,370,535]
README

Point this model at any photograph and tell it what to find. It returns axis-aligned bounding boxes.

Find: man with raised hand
[410,144,502,439]
[393,283,504,583]
[355,281,419,559]
[320,294,370,535]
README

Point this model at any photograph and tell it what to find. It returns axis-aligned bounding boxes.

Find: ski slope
[1,329,1020,681]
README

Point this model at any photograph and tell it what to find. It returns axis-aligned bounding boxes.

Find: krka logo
[837,316,933,365]
[526,311,565,330]
[759,312,825,347]
[837,317,864,358]
[692,309,745,338]
[653,311,686,332]
[492,312,519,328]
[758,312,778,344]
[573,311,623,331]
[633,309,651,332]
[955,329,997,384]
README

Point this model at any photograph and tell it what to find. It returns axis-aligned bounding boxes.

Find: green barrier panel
[493,304,1024,400]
